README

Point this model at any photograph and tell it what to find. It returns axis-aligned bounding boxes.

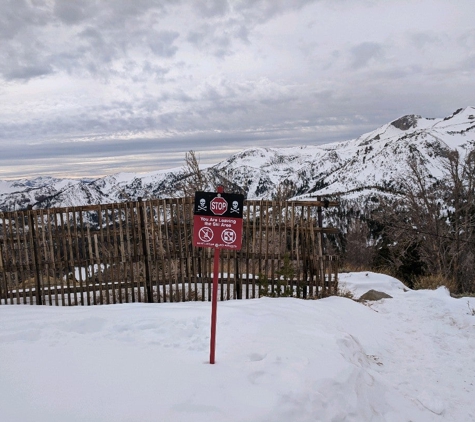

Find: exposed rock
[391,115,419,130]
[358,290,393,301]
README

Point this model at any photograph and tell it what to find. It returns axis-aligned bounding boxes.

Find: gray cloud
[410,32,443,50]
[0,0,180,81]
[193,0,230,18]
[0,42,54,80]
[461,55,475,71]
[458,29,475,51]
[54,0,98,24]
[1,0,474,179]
[147,31,180,57]
[349,42,385,69]
[234,0,317,23]
[0,0,50,39]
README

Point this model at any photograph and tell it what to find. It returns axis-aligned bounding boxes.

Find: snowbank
[1,273,474,421]
[339,271,409,299]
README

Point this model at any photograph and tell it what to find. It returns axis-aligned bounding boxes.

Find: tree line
[337,146,475,294]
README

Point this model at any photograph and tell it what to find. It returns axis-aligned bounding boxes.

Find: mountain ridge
[1,106,474,211]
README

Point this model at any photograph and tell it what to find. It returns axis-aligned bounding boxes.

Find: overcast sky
[1,0,474,180]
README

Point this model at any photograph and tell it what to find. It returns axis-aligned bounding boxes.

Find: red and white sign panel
[193,215,243,250]
[193,191,244,250]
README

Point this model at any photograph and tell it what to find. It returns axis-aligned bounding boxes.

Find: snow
[338,271,408,299]
[1,272,475,422]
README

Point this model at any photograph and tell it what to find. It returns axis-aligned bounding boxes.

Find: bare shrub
[413,274,458,293]
[372,146,475,293]
[342,218,374,271]
[178,150,210,196]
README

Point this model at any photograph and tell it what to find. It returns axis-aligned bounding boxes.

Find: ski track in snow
[369,288,475,420]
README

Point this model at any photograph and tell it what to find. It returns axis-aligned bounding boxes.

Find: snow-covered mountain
[1,107,474,211]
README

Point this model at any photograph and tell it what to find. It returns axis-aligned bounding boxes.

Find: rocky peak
[390,115,420,131]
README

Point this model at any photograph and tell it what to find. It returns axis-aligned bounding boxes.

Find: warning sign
[193,191,244,250]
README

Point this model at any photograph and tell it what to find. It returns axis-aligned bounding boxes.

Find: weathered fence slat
[13,212,23,305]
[125,202,135,303]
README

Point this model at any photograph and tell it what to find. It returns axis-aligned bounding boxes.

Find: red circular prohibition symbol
[198,227,214,242]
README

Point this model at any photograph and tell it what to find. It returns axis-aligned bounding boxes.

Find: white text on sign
[200,216,236,228]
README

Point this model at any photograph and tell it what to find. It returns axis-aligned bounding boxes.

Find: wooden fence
[0,198,339,306]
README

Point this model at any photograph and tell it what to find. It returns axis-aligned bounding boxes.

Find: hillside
[1,107,474,211]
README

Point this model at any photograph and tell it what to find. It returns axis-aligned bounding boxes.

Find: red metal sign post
[193,187,244,364]
[210,246,220,364]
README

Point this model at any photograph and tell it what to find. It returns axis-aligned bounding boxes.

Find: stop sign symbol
[210,196,228,215]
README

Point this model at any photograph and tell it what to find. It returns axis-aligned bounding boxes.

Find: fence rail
[0,198,339,305]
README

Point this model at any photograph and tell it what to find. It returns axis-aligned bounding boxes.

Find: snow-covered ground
[1,272,474,422]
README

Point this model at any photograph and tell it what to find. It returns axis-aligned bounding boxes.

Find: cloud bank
[1,0,474,179]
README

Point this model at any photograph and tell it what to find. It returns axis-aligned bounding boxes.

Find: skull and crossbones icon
[230,200,240,213]
[197,198,207,211]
